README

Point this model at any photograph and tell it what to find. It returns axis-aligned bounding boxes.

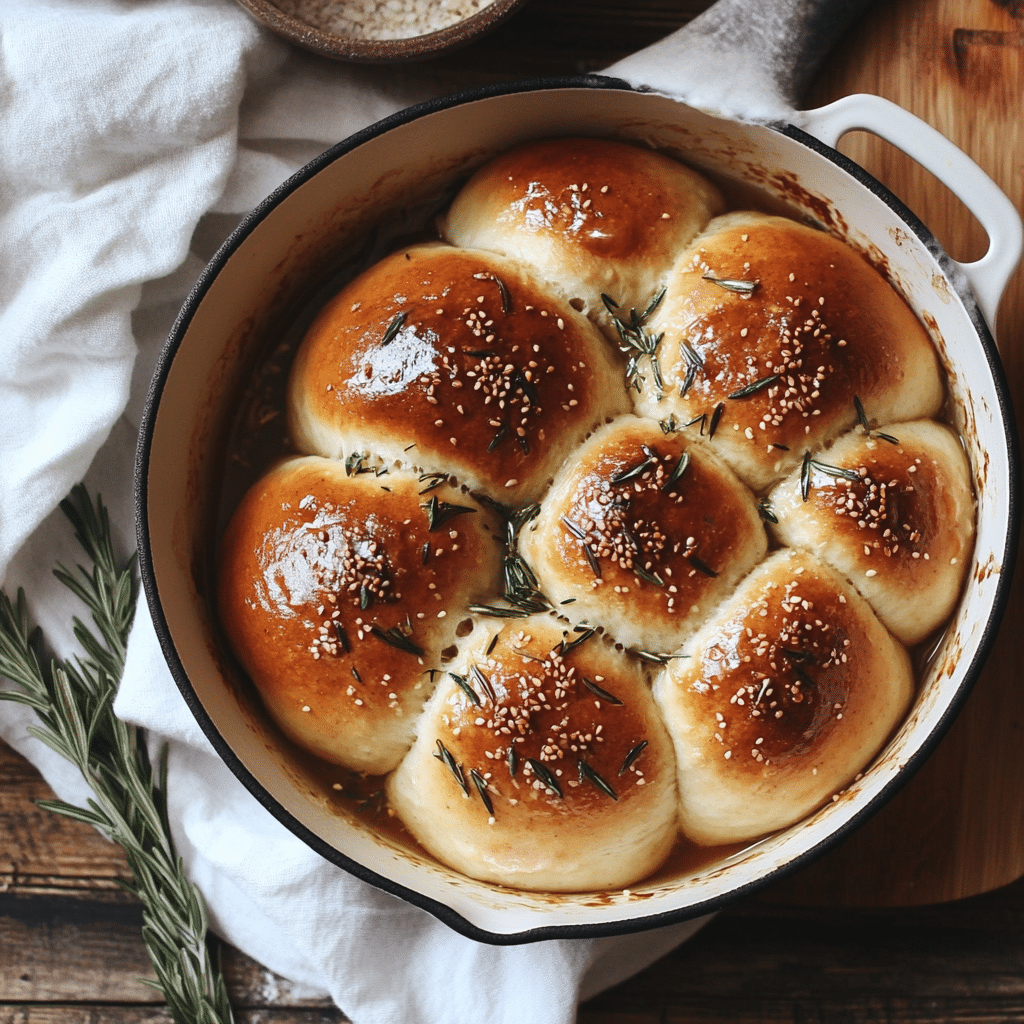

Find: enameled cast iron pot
[136,6,1022,944]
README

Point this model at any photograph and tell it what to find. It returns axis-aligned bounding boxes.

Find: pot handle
[800,93,1023,333]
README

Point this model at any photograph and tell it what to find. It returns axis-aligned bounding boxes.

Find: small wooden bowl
[233,0,530,62]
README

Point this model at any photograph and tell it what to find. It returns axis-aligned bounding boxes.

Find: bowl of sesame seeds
[234,0,529,62]
[136,77,1019,942]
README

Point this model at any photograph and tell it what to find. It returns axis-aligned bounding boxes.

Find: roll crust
[519,415,768,653]
[653,549,914,846]
[635,212,945,490]
[287,242,629,504]
[217,457,504,774]
[387,616,679,891]
[440,136,724,331]
[767,420,975,645]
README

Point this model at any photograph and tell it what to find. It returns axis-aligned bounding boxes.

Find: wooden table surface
[3,0,1024,1020]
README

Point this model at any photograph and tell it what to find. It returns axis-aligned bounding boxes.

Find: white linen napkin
[0,1,716,1021]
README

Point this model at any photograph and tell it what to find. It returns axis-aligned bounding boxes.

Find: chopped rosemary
[421,495,477,531]
[434,739,469,795]
[708,402,725,438]
[418,471,448,494]
[854,395,900,444]
[659,415,680,434]
[620,740,648,776]
[359,584,372,610]
[663,450,690,492]
[757,498,779,524]
[345,452,373,476]
[702,273,759,294]
[728,373,779,400]
[801,450,862,501]
[610,448,657,484]
[609,288,668,397]
[560,626,597,656]
[526,758,563,798]
[583,542,602,579]
[487,422,510,452]
[687,553,719,578]
[578,759,618,800]
[470,664,496,702]
[582,675,623,705]
[368,624,424,657]
[507,745,519,777]
[421,542,430,566]
[468,604,529,618]
[351,665,362,683]
[449,672,481,706]
[380,310,409,346]
[560,515,586,540]
[633,563,666,587]
[334,622,351,652]
[470,768,495,815]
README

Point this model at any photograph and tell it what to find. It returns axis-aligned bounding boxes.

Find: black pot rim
[134,74,1021,946]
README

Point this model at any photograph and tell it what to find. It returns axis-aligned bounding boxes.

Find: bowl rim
[135,74,1021,945]
[233,0,529,63]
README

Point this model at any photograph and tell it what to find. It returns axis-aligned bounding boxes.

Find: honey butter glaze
[216,136,975,894]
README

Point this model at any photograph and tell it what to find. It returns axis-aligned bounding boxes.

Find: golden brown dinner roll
[287,242,629,505]
[653,548,913,846]
[518,415,768,653]
[387,616,679,891]
[634,212,945,490]
[766,419,975,646]
[440,136,724,332]
[217,457,504,774]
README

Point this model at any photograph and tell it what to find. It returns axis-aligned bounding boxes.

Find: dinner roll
[634,212,945,490]
[519,415,768,653]
[440,136,724,332]
[766,419,975,646]
[653,549,913,846]
[287,242,629,505]
[217,457,503,774]
[387,616,679,891]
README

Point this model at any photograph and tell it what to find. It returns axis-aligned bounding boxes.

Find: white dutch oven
[136,5,1021,943]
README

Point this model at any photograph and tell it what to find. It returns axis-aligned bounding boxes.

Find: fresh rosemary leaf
[559,515,586,540]
[702,274,759,294]
[854,394,869,430]
[728,374,779,400]
[578,759,618,800]
[421,495,477,531]
[757,498,779,524]
[875,432,900,444]
[619,741,648,776]
[434,739,469,795]
[470,664,496,702]
[0,485,235,1024]
[663,450,690,492]
[687,553,719,578]
[380,310,409,346]
[368,624,425,657]
[560,626,597,657]
[507,745,519,777]
[449,672,481,706]
[470,768,495,815]
[468,604,529,618]
[582,675,623,705]
[633,563,666,587]
[526,758,563,798]
[708,402,725,438]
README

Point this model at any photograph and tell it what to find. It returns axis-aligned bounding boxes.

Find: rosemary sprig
[607,288,667,397]
[702,273,759,294]
[0,485,234,1024]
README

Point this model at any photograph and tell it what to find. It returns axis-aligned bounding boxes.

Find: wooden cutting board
[759,0,1024,908]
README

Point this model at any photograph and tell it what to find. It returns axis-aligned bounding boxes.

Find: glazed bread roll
[766,420,975,646]
[519,415,768,653]
[440,136,725,333]
[287,242,630,505]
[217,457,504,774]
[653,548,913,846]
[387,616,679,891]
[635,212,945,490]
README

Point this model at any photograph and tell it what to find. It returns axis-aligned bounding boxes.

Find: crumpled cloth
[0,2,721,1021]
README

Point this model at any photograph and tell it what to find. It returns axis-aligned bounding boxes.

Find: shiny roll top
[653,549,914,846]
[519,414,767,654]
[287,242,630,505]
[387,615,678,891]
[634,212,945,491]
[766,420,975,646]
[217,458,504,774]
[440,135,726,330]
